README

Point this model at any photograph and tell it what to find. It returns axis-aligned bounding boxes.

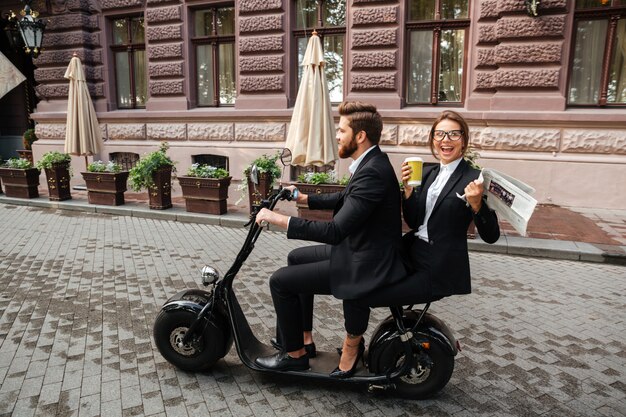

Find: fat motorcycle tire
[393,338,455,399]
[153,309,226,371]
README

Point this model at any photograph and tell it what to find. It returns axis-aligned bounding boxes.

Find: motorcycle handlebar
[244,187,294,227]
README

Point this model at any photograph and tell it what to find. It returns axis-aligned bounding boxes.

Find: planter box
[0,167,40,198]
[294,182,345,222]
[179,176,232,215]
[247,172,273,214]
[44,164,72,201]
[81,171,129,206]
[149,166,173,210]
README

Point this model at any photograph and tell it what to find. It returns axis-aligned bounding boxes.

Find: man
[254,101,406,376]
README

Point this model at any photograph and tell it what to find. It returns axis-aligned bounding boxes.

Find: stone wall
[469,0,569,110]
[236,0,288,108]
[35,0,103,103]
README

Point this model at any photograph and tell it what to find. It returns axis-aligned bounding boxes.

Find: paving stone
[0,205,624,417]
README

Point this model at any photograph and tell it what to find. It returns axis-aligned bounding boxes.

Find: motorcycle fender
[161,289,213,315]
[369,310,458,358]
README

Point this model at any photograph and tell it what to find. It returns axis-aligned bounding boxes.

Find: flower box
[148,166,173,210]
[294,182,345,222]
[179,176,232,215]
[247,172,274,214]
[81,171,129,206]
[44,164,72,201]
[0,167,40,198]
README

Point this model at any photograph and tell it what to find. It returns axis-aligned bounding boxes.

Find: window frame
[567,3,626,107]
[110,15,146,110]
[404,1,471,106]
[292,0,346,105]
[190,4,236,108]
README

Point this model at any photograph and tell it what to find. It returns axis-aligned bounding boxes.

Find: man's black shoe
[270,337,317,358]
[255,351,310,371]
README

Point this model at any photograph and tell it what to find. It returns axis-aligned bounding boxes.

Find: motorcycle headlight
[200,265,220,286]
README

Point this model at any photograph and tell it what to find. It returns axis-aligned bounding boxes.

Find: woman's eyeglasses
[433,130,464,141]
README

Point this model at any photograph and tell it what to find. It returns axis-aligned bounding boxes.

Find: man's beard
[338,134,358,159]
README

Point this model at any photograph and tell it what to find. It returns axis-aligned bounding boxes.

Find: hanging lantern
[17,1,46,58]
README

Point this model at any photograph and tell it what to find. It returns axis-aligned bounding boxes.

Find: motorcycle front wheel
[393,338,455,399]
[153,310,227,371]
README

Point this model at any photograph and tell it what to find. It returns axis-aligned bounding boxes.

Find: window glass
[408,0,436,21]
[323,0,345,27]
[407,31,433,104]
[113,19,128,45]
[296,0,318,28]
[115,52,131,108]
[441,0,469,19]
[217,7,235,35]
[324,35,344,102]
[438,29,464,102]
[218,43,236,105]
[607,18,626,103]
[133,50,147,107]
[196,44,214,106]
[130,17,144,43]
[195,9,213,36]
[569,19,608,104]
[575,0,618,8]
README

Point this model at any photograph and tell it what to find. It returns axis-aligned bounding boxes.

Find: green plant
[297,169,349,186]
[464,146,481,170]
[186,163,229,179]
[35,151,71,170]
[22,128,38,150]
[87,160,122,173]
[128,142,175,191]
[243,151,282,182]
[5,158,34,169]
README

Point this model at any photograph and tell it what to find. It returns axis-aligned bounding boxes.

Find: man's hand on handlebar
[283,185,308,205]
[255,208,289,229]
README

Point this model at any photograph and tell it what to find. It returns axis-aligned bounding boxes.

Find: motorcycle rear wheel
[393,338,455,399]
[154,310,226,371]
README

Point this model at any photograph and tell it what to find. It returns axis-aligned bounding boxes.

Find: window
[111,16,147,109]
[568,1,626,106]
[192,6,236,106]
[110,152,139,170]
[405,1,469,105]
[294,0,345,103]
[192,154,229,170]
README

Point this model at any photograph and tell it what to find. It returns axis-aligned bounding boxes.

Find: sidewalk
[1,184,625,265]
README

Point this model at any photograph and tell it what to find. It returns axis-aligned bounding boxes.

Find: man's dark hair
[338,101,383,145]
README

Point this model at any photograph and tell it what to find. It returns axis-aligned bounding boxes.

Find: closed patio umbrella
[285,31,338,167]
[64,54,102,168]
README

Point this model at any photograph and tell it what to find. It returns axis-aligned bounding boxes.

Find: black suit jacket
[402,158,500,297]
[288,146,407,299]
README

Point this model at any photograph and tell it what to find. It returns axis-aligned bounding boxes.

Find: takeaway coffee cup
[404,157,423,187]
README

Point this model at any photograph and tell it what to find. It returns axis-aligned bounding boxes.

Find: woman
[360,110,500,307]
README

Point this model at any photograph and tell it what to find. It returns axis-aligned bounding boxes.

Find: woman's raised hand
[401,161,414,199]
[464,179,484,214]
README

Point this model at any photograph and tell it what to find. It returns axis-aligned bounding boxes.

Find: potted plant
[293,170,349,221]
[243,152,281,214]
[36,151,72,201]
[0,158,41,198]
[129,142,175,210]
[81,160,129,206]
[17,128,38,164]
[178,163,232,215]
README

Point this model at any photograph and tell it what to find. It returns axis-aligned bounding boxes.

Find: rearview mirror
[280,148,292,166]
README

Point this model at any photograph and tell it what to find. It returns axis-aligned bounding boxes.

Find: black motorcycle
[153,158,459,398]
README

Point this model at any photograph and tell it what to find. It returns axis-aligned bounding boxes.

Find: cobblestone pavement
[0,204,625,417]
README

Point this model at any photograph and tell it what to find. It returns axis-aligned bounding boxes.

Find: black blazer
[402,158,500,297]
[288,146,407,299]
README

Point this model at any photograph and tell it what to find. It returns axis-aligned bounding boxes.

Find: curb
[1,195,625,266]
